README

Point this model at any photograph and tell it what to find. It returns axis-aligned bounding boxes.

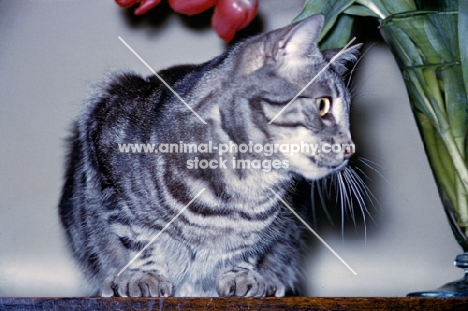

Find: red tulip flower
[212,0,258,41]
[169,0,218,16]
[114,0,259,41]
[115,0,161,15]
[115,0,139,7]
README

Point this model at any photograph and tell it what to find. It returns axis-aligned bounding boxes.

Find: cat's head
[219,14,361,180]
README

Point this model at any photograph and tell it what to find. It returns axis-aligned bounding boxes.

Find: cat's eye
[316,97,331,116]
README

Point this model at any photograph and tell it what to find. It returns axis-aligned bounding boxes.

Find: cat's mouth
[330,159,349,171]
[308,156,348,171]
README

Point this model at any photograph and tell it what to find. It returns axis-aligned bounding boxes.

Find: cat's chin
[292,167,334,181]
[292,158,349,181]
[331,159,349,171]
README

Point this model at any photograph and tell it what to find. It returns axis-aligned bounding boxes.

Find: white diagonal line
[118,36,207,125]
[269,188,357,275]
[117,188,206,276]
[268,37,356,124]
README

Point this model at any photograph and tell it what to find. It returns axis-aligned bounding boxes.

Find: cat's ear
[235,14,324,75]
[322,44,362,75]
[275,14,324,57]
[265,14,324,60]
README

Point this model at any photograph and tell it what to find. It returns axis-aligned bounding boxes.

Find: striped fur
[59,15,360,297]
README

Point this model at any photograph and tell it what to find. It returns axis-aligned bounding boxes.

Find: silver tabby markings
[59,14,361,297]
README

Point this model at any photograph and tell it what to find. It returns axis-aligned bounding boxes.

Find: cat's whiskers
[350,91,376,101]
[338,168,363,239]
[336,171,350,240]
[347,164,380,211]
[357,157,391,186]
[308,158,380,244]
[345,168,375,241]
[345,42,378,89]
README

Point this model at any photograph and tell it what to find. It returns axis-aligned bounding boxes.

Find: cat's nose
[343,142,355,159]
[344,149,354,159]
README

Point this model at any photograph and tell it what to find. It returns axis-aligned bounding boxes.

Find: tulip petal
[169,0,218,16]
[134,0,161,15]
[115,0,140,8]
[212,0,258,41]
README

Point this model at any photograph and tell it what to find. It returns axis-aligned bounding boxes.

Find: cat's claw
[101,271,172,297]
[264,277,286,297]
[216,268,265,297]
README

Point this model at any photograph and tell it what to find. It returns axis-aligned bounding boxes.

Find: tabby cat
[59,14,360,297]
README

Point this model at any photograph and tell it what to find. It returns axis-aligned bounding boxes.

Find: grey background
[0,0,462,296]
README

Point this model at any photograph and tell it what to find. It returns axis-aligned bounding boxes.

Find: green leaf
[380,19,423,67]
[343,4,380,18]
[430,0,458,12]
[293,0,356,42]
[441,67,467,159]
[415,111,456,204]
[320,14,355,50]
[354,0,389,18]
[379,0,417,14]
[459,0,468,99]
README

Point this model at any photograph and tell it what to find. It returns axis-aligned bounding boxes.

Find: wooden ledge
[1,297,468,310]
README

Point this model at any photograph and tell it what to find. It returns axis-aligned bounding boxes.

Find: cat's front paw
[101,270,172,297]
[216,268,265,297]
[264,278,286,297]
